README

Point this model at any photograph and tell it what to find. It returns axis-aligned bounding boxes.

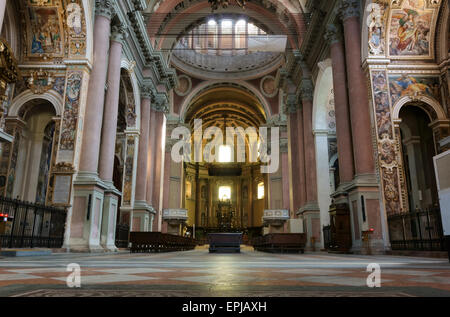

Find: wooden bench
[208,233,242,253]
[129,232,197,253]
[252,233,306,253]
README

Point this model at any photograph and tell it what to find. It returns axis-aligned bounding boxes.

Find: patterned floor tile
[51,274,158,284]
[289,276,391,287]
[0,274,43,281]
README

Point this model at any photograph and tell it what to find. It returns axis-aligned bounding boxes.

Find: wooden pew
[208,233,242,253]
[252,233,306,253]
[129,232,197,253]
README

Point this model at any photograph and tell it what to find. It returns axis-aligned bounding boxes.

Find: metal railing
[115,224,130,248]
[387,207,446,251]
[322,225,332,250]
[0,196,66,249]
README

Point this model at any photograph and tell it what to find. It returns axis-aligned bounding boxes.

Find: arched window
[257,182,264,199]
[180,17,268,56]
[219,186,231,201]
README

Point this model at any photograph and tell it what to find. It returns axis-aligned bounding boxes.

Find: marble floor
[0,246,449,297]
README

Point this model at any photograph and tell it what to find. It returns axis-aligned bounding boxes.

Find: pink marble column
[78,5,114,174]
[340,0,375,175]
[146,108,156,205]
[325,24,355,184]
[296,105,307,208]
[301,81,318,205]
[0,0,6,34]
[280,136,290,210]
[98,26,125,183]
[152,111,165,231]
[134,90,152,201]
[288,109,300,210]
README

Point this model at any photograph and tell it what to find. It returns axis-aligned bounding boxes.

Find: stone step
[0,249,52,257]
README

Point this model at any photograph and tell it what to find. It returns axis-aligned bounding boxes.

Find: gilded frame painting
[25,5,65,58]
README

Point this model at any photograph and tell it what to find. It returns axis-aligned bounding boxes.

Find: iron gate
[387,207,446,251]
[0,197,67,249]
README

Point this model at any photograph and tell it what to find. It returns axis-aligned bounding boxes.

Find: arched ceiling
[145,0,307,58]
[185,86,267,132]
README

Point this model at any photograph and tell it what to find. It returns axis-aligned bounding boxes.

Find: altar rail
[129,232,197,253]
[252,233,307,253]
[0,197,66,249]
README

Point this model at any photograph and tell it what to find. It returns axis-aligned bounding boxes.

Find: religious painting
[26,6,64,57]
[389,74,441,105]
[388,0,436,58]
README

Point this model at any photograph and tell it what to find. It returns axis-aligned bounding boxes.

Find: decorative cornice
[339,0,360,21]
[324,24,341,45]
[95,0,115,20]
[300,78,314,102]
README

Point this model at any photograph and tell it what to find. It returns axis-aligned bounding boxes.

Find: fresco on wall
[371,70,405,215]
[60,72,82,153]
[26,6,64,57]
[388,0,435,58]
[389,74,441,104]
[372,71,393,138]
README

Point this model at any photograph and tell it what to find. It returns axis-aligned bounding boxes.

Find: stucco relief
[122,136,135,205]
[59,71,82,157]
[367,0,389,55]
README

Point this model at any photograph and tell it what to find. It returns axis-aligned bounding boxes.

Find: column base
[132,201,155,232]
[65,173,108,253]
[64,240,107,253]
[345,174,387,254]
[100,185,121,251]
[297,205,320,251]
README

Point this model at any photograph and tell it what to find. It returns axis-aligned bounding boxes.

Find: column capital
[152,94,169,113]
[339,0,360,21]
[324,24,341,45]
[280,137,289,153]
[111,23,128,44]
[286,94,299,114]
[140,82,156,100]
[300,78,314,102]
[95,0,115,20]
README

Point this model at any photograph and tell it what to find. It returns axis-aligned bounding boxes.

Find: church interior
[0,0,449,298]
